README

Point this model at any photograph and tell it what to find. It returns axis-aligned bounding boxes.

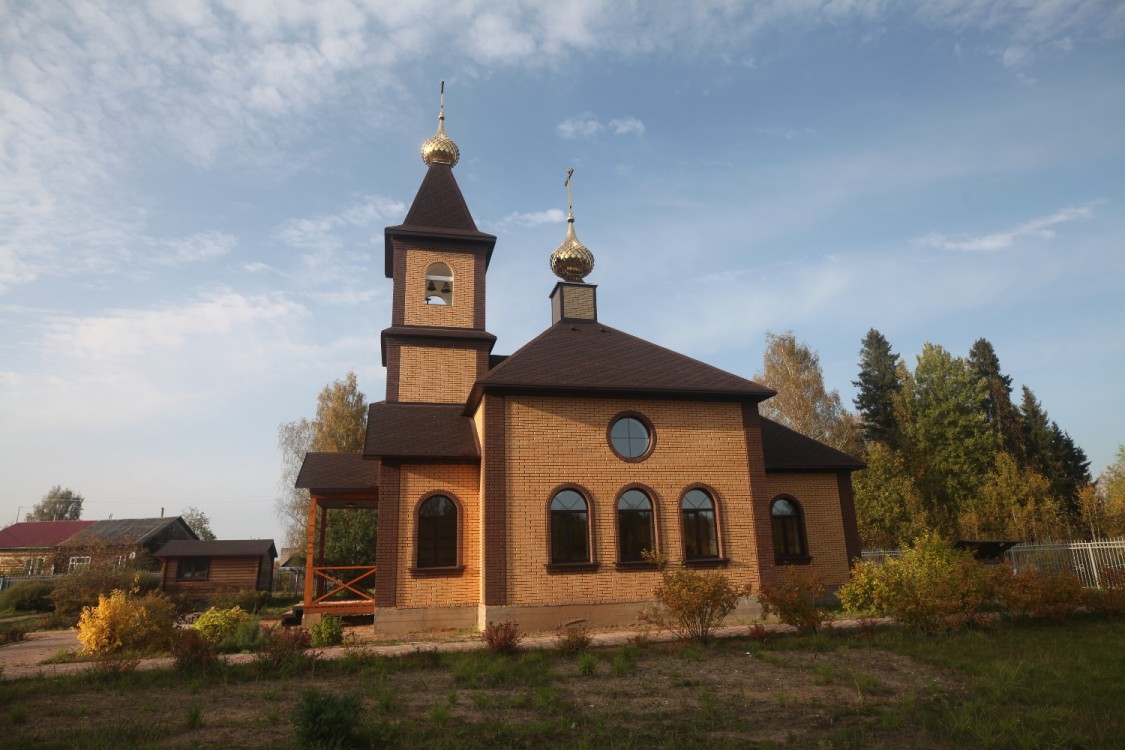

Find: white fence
[861,539,1125,589]
[1005,539,1125,589]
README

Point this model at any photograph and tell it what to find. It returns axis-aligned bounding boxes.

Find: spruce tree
[968,338,1022,459]
[852,329,902,447]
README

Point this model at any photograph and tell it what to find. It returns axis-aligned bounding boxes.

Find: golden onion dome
[421,82,459,167]
[550,213,595,282]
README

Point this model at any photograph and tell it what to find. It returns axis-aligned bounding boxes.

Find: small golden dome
[421,116,460,167]
[421,82,459,167]
[550,214,595,282]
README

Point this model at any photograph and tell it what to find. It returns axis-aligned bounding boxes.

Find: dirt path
[0,620,884,681]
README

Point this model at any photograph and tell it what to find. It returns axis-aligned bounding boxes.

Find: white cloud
[559,114,645,139]
[609,117,645,136]
[914,202,1100,252]
[558,115,604,139]
[496,208,566,228]
[275,195,405,250]
[0,291,311,429]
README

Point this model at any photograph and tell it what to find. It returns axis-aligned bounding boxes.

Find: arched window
[681,489,718,560]
[550,489,589,564]
[424,262,453,305]
[771,496,809,562]
[617,489,654,562]
[417,495,457,568]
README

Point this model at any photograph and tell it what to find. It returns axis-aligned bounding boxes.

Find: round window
[609,415,652,460]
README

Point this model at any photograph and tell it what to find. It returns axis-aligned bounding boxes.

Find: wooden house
[0,520,95,576]
[154,539,277,598]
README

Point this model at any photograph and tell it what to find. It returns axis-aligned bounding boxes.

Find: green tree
[898,343,997,534]
[1018,387,1090,517]
[968,338,1022,459]
[756,330,862,456]
[276,372,376,565]
[26,486,84,521]
[852,442,929,548]
[180,506,217,541]
[958,452,1069,542]
[1079,445,1125,539]
[852,329,903,448]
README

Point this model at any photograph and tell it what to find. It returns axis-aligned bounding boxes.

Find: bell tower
[382,84,497,404]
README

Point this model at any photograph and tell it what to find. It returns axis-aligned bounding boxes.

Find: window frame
[413,492,464,575]
[679,485,727,567]
[770,495,811,564]
[546,484,598,572]
[177,557,211,581]
[614,485,659,567]
[607,411,656,463]
[67,556,91,573]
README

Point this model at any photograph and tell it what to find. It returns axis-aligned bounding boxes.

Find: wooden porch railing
[309,565,377,604]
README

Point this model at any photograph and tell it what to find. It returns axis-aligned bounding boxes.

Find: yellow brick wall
[395,462,481,608]
[402,249,476,328]
[398,346,477,403]
[764,472,851,586]
[500,395,765,607]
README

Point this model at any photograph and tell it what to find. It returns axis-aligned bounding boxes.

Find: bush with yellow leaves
[76,589,176,657]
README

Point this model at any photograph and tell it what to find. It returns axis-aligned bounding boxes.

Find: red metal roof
[0,520,95,549]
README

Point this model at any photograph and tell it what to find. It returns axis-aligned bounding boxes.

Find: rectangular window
[177,557,211,581]
[68,556,91,573]
[24,557,45,576]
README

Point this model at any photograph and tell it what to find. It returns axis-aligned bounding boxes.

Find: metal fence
[861,539,1125,589]
[1005,539,1125,589]
[0,573,57,593]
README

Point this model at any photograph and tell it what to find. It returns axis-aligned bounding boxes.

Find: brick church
[296,93,863,632]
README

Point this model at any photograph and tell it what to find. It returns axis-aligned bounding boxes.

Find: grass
[0,616,1121,749]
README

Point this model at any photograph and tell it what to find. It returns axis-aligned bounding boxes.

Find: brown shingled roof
[384,163,496,277]
[469,320,775,409]
[760,418,865,471]
[154,539,277,559]
[365,402,479,459]
[295,453,379,491]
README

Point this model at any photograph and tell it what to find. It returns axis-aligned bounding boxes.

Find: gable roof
[295,452,379,491]
[384,163,496,277]
[365,402,479,459]
[760,418,865,471]
[154,539,277,559]
[62,517,198,547]
[468,320,775,410]
[0,520,95,549]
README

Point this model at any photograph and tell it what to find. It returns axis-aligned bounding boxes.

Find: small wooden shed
[154,539,277,597]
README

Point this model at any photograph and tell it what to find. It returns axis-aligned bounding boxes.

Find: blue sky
[2,1,1123,544]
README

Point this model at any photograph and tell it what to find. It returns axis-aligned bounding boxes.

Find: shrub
[194,606,254,647]
[0,579,56,613]
[1083,586,1125,616]
[758,568,829,634]
[642,553,749,643]
[50,565,160,620]
[838,533,991,635]
[747,623,769,643]
[553,621,592,654]
[836,560,884,614]
[991,566,1083,621]
[212,588,272,614]
[294,688,365,749]
[758,567,830,635]
[255,626,313,673]
[482,620,523,655]
[76,590,175,656]
[309,615,344,648]
[0,624,29,645]
[170,629,221,671]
